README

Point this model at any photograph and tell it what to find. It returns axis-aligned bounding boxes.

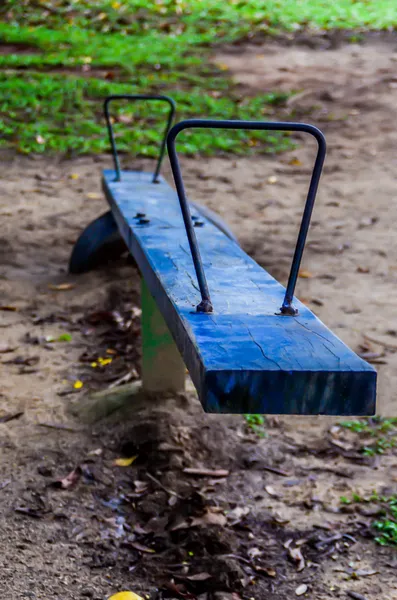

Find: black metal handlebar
[167,119,326,315]
[104,94,176,183]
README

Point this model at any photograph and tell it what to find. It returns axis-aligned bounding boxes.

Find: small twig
[38,422,80,433]
[146,472,181,499]
[364,334,397,351]
[286,89,314,106]
[0,411,24,424]
[261,465,290,477]
[347,592,368,600]
[57,389,81,397]
[220,553,252,566]
[107,371,135,389]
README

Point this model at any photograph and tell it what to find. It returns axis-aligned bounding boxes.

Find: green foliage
[244,414,267,437]
[374,496,397,546]
[339,417,397,456]
[340,492,397,547]
[1,0,396,155]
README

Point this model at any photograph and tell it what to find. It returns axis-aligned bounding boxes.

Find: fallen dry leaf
[227,506,250,523]
[113,456,137,467]
[129,541,155,554]
[0,305,18,311]
[108,593,144,600]
[190,507,227,527]
[51,466,82,490]
[186,572,212,582]
[0,345,16,353]
[285,539,305,571]
[298,269,314,279]
[48,283,76,291]
[88,448,103,456]
[265,485,282,498]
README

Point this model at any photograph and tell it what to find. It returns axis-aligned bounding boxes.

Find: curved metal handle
[167,119,326,315]
[104,94,176,183]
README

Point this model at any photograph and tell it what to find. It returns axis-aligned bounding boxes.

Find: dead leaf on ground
[113,456,137,467]
[88,448,103,456]
[163,581,196,599]
[227,506,250,523]
[0,345,16,353]
[48,283,76,291]
[108,592,145,600]
[128,541,155,554]
[348,567,378,579]
[285,539,305,571]
[117,114,133,124]
[0,411,24,423]
[174,572,212,583]
[190,507,227,528]
[183,467,229,477]
[172,506,227,530]
[298,269,314,279]
[51,466,82,490]
[265,485,282,498]
[0,305,18,311]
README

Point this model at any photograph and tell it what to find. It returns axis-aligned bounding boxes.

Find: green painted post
[141,278,186,393]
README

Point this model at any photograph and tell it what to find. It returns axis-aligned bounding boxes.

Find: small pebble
[295,584,308,596]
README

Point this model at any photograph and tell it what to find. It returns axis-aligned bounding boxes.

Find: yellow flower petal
[73,380,83,389]
[113,456,137,467]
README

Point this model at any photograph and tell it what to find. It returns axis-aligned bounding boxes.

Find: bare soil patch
[1,35,397,599]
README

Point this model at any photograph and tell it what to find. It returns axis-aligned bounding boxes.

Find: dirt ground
[1,35,397,599]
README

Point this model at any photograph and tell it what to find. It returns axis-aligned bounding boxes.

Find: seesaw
[70,94,376,415]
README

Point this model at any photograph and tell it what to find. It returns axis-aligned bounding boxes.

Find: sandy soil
[1,35,397,599]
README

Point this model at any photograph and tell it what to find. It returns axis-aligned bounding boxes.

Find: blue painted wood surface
[102,169,376,415]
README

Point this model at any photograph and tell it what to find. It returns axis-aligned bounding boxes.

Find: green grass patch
[339,417,397,456]
[1,1,396,155]
[3,1,397,37]
[0,71,290,154]
[340,491,397,546]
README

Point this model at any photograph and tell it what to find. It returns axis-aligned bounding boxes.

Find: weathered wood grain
[102,170,376,415]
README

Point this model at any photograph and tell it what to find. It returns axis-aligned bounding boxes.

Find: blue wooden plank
[102,169,376,416]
